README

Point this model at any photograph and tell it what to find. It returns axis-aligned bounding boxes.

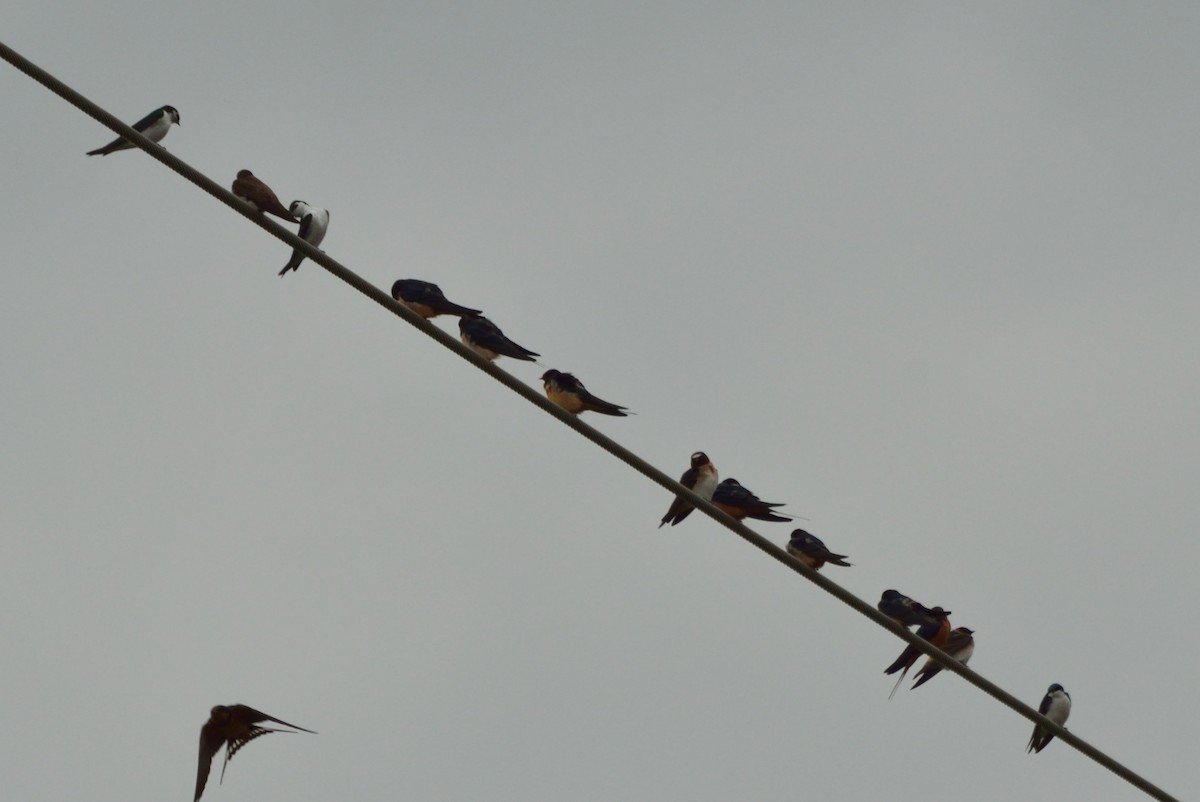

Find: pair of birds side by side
[229,170,330,277]
[86,106,329,278]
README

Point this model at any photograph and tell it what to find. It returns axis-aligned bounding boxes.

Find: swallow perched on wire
[877,590,948,629]
[458,315,539,362]
[786,529,851,570]
[194,704,315,802]
[710,478,793,522]
[391,279,482,319]
[911,626,975,689]
[1027,684,1071,754]
[278,201,329,275]
[884,606,952,699]
[232,170,299,223]
[541,370,629,417]
[659,451,718,528]
[86,104,179,156]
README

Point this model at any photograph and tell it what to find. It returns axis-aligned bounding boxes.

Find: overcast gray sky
[3,3,1198,801]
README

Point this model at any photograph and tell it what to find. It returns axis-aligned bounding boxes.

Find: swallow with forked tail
[541,370,628,416]
[711,478,792,522]
[458,315,539,362]
[195,704,315,801]
[884,607,952,699]
[786,529,850,570]
[391,279,482,318]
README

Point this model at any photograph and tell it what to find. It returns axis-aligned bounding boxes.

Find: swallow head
[236,169,253,180]
[209,705,232,721]
[164,105,181,125]
[541,369,563,384]
[289,200,309,216]
[689,452,709,467]
[1047,683,1064,694]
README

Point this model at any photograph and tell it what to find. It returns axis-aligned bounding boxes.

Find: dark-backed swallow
[1027,684,1071,754]
[195,704,315,802]
[786,529,851,570]
[458,315,539,362]
[658,451,718,528]
[884,607,952,699]
[391,279,482,319]
[86,105,179,156]
[710,478,792,522]
[232,170,300,223]
[911,627,975,689]
[541,370,628,417]
[877,590,949,629]
[278,201,329,275]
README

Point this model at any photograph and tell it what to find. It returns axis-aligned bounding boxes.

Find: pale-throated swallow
[195,704,315,801]
[1027,684,1071,754]
[278,201,329,275]
[786,529,850,570]
[877,590,949,629]
[391,279,481,319]
[659,451,717,528]
[885,607,951,699]
[232,170,299,223]
[86,105,179,156]
[458,315,539,362]
[911,627,975,689]
[711,478,792,522]
[541,369,628,417]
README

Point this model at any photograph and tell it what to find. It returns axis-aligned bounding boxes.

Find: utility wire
[2,39,1182,802]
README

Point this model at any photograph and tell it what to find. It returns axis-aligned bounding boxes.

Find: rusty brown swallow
[911,626,975,690]
[195,703,315,801]
[391,279,482,319]
[232,170,299,223]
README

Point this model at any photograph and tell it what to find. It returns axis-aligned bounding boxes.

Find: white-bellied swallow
[877,590,947,628]
[195,704,315,801]
[278,201,329,276]
[541,369,628,417]
[86,105,179,156]
[458,315,539,362]
[786,529,851,570]
[232,170,299,223]
[659,451,718,527]
[391,279,482,318]
[911,627,975,689]
[711,478,793,522]
[884,607,952,699]
[1027,684,1071,754]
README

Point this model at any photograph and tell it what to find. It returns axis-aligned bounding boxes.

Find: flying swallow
[458,315,539,362]
[884,607,952,699]
[278,201,330,275]
[877,590,949,629]
[86,105,180,156]
[710,478,792,522]
[786,529,851,570]
[232,170,299,223]
[910,627,975,689]
[194,704,315,802]
[541,369,628,417]
[391,279,482,319]
[1027,684,1071,754]
[659,451,718,528]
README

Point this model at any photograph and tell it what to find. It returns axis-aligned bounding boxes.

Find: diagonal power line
[0,38,1182,802]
